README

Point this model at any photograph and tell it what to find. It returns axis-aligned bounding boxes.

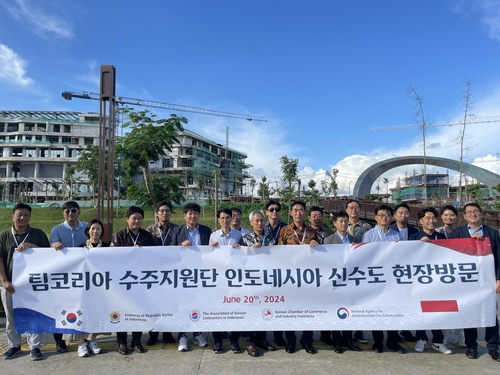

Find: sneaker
[414,339,426,353]
[88,341,101,355]
[386,342,405,354]
[78,343,89,358]
[353,331,368,344]
[431,342,452,355]
[212,342,223,354]
[3,346,21,359]
[178,335,188,352]
[192,333,207,347]
[30,348,42,361]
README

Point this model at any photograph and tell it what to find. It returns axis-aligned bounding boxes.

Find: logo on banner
[60,309,84,327]
[190,311,200,321]
[110,311,121,324]
[263,310,273,320]
[337,308,349,319]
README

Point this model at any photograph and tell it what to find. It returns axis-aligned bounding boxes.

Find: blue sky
[2,0,500,195]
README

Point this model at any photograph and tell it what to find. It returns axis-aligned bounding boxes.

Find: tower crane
[371,116,500,131]
[62,91,267,122]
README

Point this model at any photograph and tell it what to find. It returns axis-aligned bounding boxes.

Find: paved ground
[1,317,499,375]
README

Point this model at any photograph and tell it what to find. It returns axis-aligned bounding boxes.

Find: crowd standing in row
[0,199,499,362]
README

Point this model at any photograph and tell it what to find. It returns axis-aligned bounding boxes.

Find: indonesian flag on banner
[420,300,459,324]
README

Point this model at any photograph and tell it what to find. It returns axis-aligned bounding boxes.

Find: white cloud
[4,0,74,40]
[452,0,500,42]
[76,60,100,87]
[0,44,33,86]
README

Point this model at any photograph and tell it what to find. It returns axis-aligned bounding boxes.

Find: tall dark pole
[98,65,116,242]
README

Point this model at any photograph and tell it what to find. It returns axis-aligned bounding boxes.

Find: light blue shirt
[337,232,350,244]
[50,220,88,247]
[209,229,242,246]
[467,224,483,236]
[362,226,402,243]
[187,225,201,245]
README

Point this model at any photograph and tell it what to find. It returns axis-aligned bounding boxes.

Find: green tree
[466,183,483,204]
[249,177,256,201]
[303,179,320,205]
[116,108,187,205]
[278,155,299,201]
[76,145,99,201]
[64,166,79,201]
[257,176,271,201]
[331,169,339,199]
[127,175,185,207]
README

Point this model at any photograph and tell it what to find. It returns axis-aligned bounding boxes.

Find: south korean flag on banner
[55,308,89,331]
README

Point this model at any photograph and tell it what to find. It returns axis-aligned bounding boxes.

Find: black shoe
[400,330,417,342]
[30,348,42,361]
[372,342,383,353]
[320,336,335,345]
[4,346,21,359]
[146,337,157,346]
[285,343,295,354]
[354,331,368,344]
[56,340,67,353]
[212,342,223,354]
[230,342,241,354]
[346,339,362,352]
[333,345,343,354]
[489,349,500,362]
[386,342,405,354]
[300,341,315,354]
[275,338,286,347]
[162,332,176,344]
[255,340,276,351]
[466,346,478,359]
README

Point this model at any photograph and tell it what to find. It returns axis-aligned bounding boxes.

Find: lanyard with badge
[12,227,29,250]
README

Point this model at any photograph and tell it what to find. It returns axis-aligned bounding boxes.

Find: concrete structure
[149,129,251,199]
[0,110,100,202]
[0,110,250,202]
[353,156,500,200]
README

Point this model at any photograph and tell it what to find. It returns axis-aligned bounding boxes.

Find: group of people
[0,198,499,362]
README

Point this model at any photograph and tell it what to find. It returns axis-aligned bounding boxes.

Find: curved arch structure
[353,156,500,199]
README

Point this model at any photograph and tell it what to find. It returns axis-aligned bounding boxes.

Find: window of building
[48,136,59,143]
[62,137,71,144]
[53,124,60,133]
[25,123,34,131]
[71,138,79,145]
[162,158,172,168]
[84,137,94,145]
[0,123,4,132]
[35,135,42,141]
[37,124,46,131]
[7,124,19,132]
[64,125,71,133]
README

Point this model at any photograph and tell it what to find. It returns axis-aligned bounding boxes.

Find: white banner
[12,238,497,334]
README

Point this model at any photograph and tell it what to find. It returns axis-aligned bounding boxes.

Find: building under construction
[0,110,250,202]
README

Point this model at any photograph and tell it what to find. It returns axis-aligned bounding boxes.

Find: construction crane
[62,91,267,122]
[371,116,500,131]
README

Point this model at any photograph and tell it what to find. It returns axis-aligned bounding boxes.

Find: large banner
[12,238,497,334]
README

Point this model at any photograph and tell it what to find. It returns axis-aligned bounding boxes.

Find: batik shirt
[278,223,318,245]
[145,222,179,246]
[240,231,275,247]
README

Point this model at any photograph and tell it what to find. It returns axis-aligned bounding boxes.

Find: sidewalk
[1,317,499,375]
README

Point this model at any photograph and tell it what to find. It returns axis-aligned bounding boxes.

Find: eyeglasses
[465,210,481,216]
[376,214,391,218]
[158,209,171,214]
[64,209,78,214]
[232,214,241,218]
[268,208,280,213]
